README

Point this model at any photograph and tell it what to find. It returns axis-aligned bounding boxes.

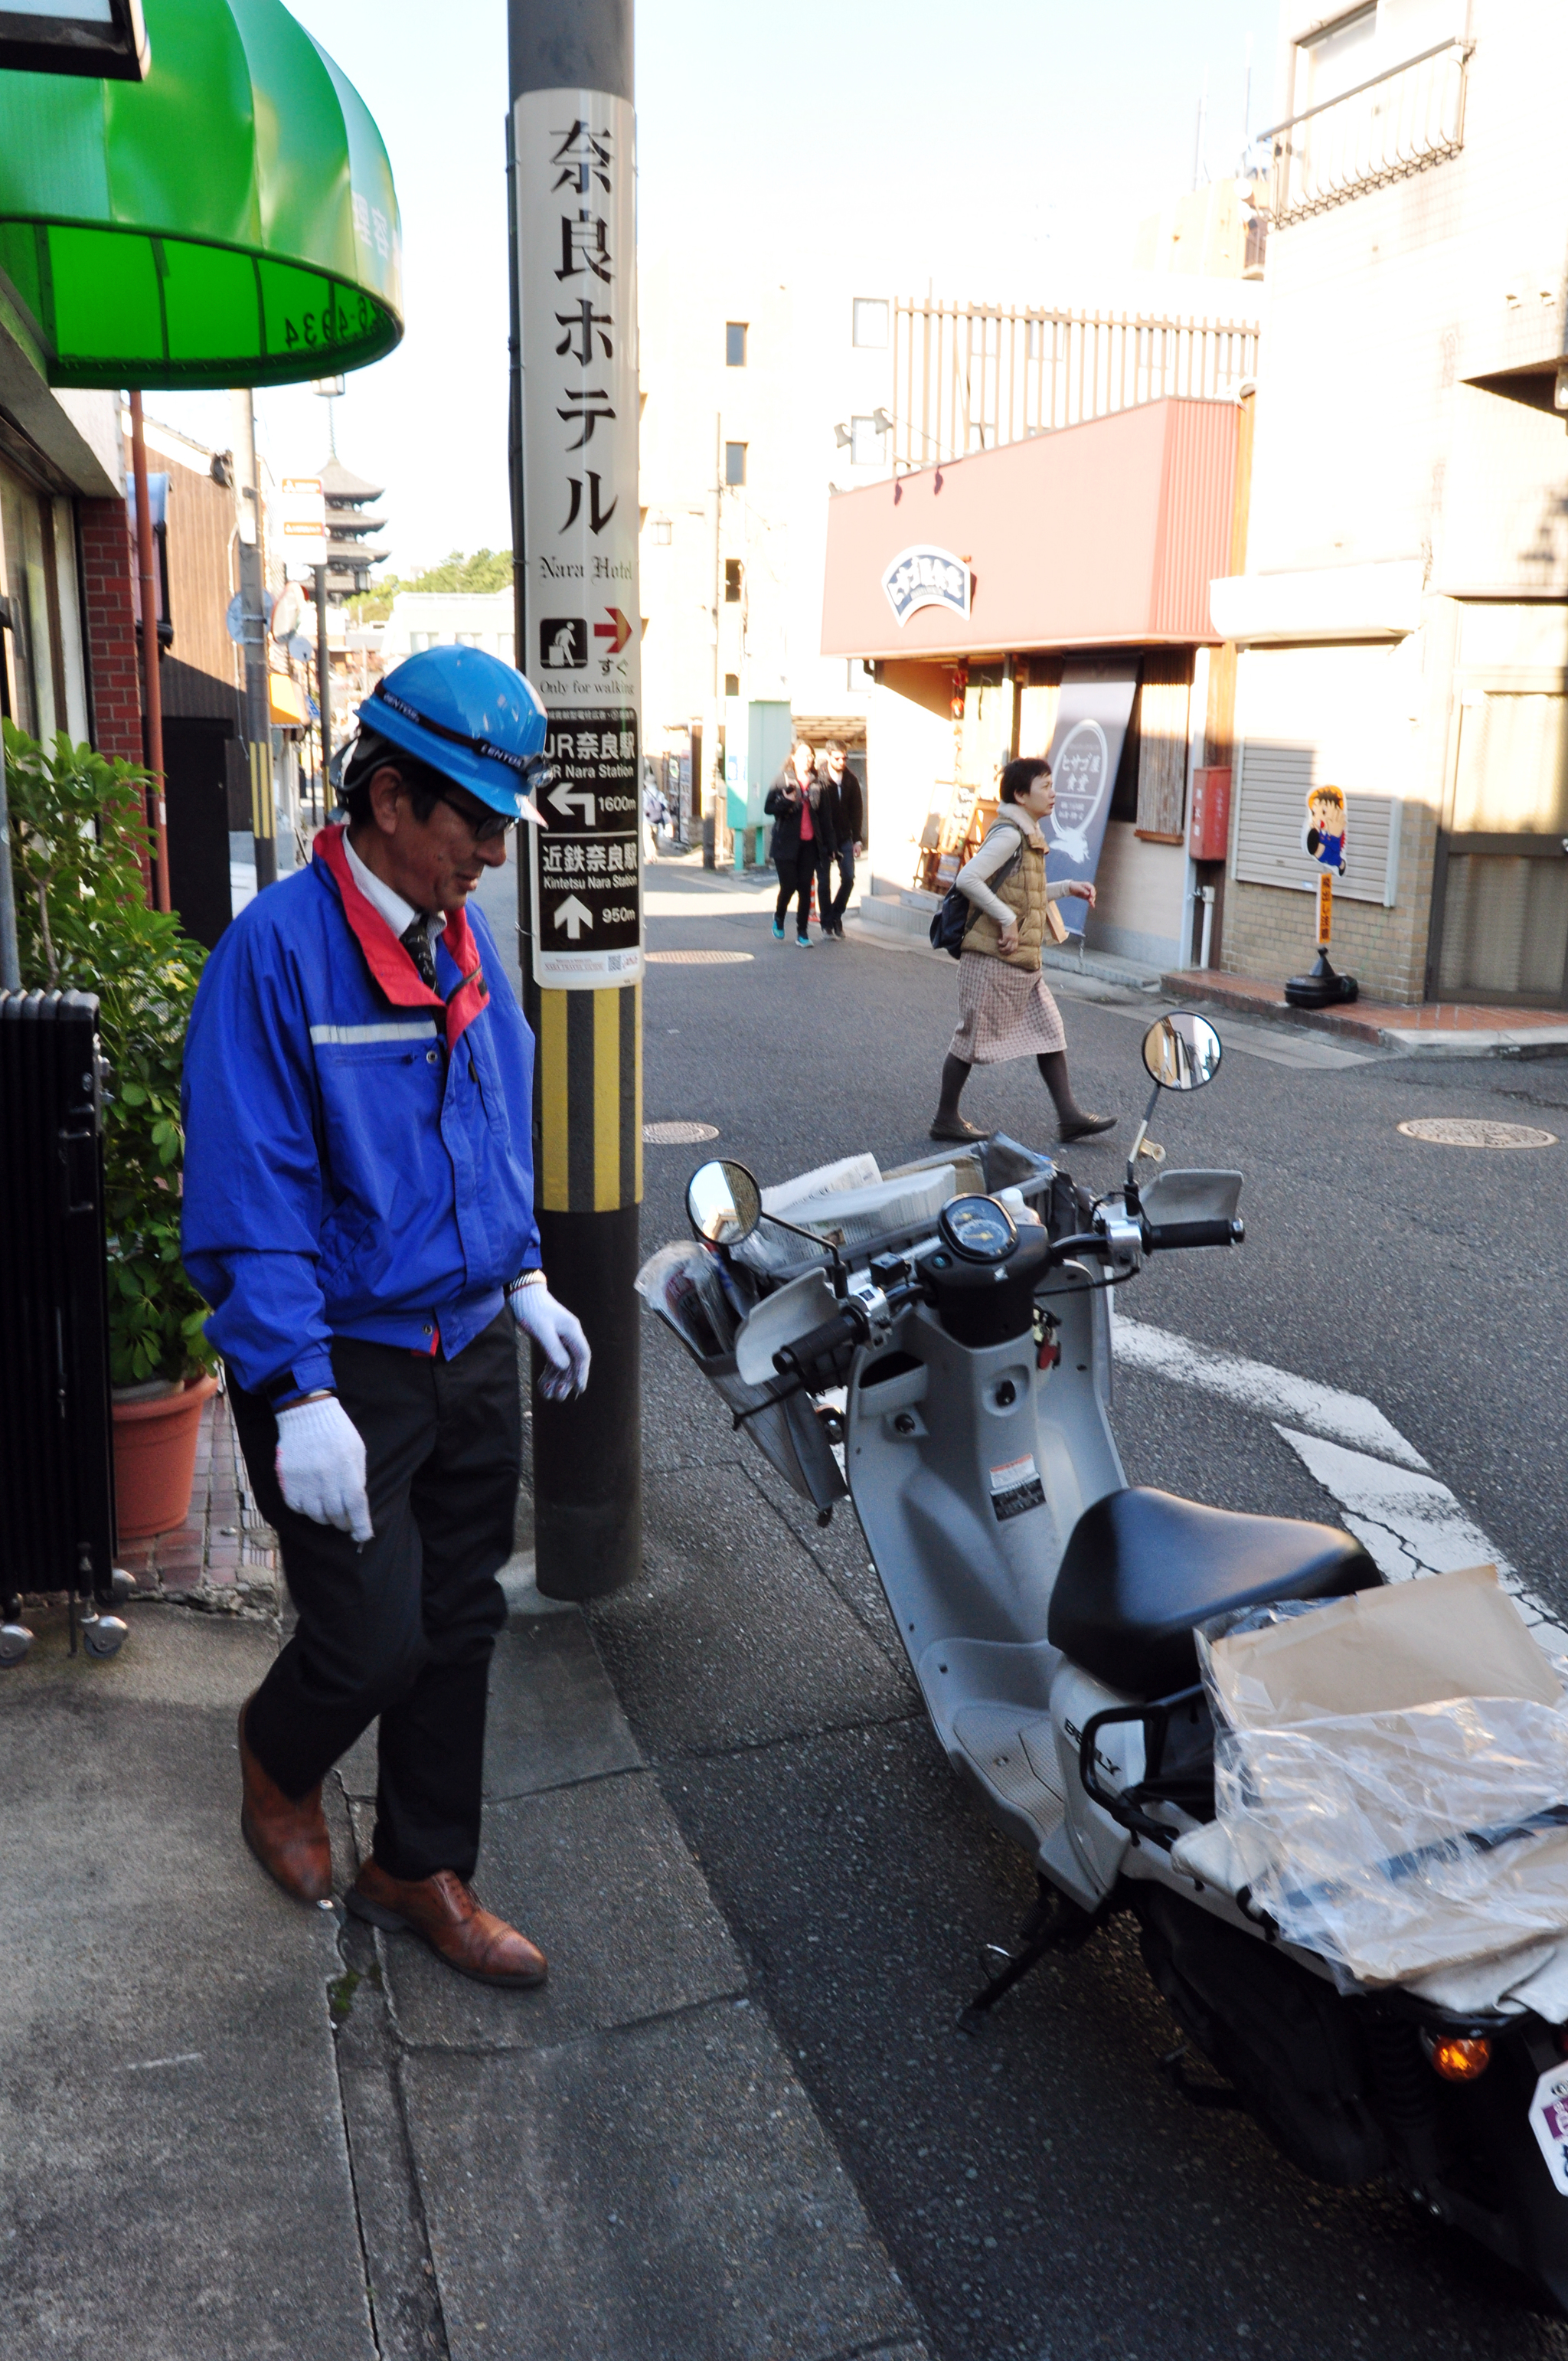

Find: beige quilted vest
[965,822,1049,973]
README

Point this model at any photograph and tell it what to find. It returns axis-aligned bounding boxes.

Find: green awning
[0,0,402,390]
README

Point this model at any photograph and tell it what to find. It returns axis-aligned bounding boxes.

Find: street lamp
[0,0,149,78]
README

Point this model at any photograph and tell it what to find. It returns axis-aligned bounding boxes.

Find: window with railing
[889,298,1260,470]
[1266,36,1472,225]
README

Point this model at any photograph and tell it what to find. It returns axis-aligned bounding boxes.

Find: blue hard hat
[360,645,552,819]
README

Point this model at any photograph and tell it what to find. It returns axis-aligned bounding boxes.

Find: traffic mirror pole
[508,0,642,1600]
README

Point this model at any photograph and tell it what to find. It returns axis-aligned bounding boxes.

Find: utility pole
[230,388,276,888]
[509,0,642,1600]
[313,560,332,807]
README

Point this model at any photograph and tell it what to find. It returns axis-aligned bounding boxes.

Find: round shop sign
[1047,720,1109,865]
[880,544,970,628]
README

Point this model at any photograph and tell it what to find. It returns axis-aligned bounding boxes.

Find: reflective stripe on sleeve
[309,1020,441,1045]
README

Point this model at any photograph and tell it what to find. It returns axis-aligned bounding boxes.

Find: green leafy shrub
[6,721,215,1386]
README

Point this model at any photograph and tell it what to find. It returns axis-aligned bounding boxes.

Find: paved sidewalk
[0,1547,927,2359]
[1161,964,1568,1055]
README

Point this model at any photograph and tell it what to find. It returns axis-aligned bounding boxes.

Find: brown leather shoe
[345,1860,547,1988]
[237,1699,333,1905]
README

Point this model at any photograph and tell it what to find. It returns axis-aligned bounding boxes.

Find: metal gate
[1428,691,1568,1006]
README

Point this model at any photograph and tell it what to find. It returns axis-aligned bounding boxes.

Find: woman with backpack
[929,756,1116,1145]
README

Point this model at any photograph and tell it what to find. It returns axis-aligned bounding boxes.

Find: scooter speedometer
[937,1194,1018,1266]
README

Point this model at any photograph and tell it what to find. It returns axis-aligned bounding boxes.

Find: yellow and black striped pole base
[250,737,277,891]
[527,980,642,1600]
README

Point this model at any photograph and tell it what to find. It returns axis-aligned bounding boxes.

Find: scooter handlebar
[1144,1217,1245,1251]
[772,1304,866,1385]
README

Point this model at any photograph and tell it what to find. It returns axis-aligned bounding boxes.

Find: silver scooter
[642,1012,1568,2310]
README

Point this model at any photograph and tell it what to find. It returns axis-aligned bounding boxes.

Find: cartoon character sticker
[1302,783,1348,878]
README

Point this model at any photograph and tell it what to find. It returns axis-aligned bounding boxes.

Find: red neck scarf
[313,822,489,1051]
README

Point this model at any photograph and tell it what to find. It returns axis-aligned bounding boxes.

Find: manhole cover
[645,950,754,965]
[643,1120,720,1146]
[1396,1117,1558,1149]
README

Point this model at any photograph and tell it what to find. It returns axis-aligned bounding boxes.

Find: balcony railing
[1265,37,1472,227]
[889,298,1260,472]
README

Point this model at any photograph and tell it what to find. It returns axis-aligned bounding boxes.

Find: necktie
[400,914,438,991]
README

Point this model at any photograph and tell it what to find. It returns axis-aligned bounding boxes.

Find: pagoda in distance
[312,377,387,602]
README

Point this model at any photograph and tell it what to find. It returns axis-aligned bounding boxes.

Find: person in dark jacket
[181,647,588,1992]
[818,742,863,939]
[764,740,826,947]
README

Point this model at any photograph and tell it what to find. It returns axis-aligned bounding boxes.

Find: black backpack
[928,826,1026,959]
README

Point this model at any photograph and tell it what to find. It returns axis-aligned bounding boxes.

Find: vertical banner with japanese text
[514,90,642,990]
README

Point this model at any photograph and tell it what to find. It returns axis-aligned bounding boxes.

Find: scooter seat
[1047,1486,1380,1700]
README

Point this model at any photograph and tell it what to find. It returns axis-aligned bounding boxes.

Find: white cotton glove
[511,1281,592,1401]
[274,1395,373,1542]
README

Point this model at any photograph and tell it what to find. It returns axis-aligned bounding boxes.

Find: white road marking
[1112,1310,1566,1646]
[126,2052,203,2072]
[1112,1313,1429,1470]
[1275,1428,1566,1648]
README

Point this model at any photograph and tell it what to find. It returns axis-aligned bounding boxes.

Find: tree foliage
[5,722,216,1386]
[348,546,512,623]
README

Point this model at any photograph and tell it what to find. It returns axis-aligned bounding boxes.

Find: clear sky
[152,0,1280,575]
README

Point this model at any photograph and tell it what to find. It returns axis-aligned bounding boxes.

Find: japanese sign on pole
[514,81,642,990]
[508,0,642,1604]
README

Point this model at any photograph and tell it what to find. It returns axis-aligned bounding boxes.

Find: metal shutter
[1232,643,1400,905]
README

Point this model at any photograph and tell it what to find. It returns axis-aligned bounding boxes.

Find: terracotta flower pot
[111,1372,220,1542]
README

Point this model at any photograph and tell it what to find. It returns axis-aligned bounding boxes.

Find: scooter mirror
[687,1158,763,1246]
[1142,1011,1222,1091]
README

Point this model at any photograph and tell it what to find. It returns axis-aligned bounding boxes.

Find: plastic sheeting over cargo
[1198,1566,1568,1991]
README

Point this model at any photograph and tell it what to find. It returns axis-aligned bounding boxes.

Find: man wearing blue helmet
[181,645,587,1990]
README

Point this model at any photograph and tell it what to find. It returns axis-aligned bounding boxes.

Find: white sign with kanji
[514,88,643,989]
[278,476,328,577]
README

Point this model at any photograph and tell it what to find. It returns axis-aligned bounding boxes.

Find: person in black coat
[818,742,863,939]
[764,741,828,947]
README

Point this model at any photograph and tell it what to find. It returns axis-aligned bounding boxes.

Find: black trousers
[230,1313,520,1882]
[825,840,854,926]
[774,848,815,935]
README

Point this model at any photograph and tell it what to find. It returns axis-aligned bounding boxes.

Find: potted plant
[7,721,217,1539]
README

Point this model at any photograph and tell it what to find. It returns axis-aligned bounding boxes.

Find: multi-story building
[638,249,1262,852]
[1211,0,1568,1006]
[636,257,901,830]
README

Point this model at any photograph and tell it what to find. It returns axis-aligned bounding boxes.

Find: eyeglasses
[438,791,515,844]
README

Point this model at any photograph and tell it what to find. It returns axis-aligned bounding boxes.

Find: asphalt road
[599,856,1568,2359]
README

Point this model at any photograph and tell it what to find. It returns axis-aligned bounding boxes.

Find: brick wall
[77,495,150,898]
[1221,796,1439,1004]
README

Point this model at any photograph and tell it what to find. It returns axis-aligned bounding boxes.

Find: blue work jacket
[181,829,540,1400]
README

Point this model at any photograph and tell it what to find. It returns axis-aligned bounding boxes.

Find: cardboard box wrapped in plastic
[1199,1566,1568,1990]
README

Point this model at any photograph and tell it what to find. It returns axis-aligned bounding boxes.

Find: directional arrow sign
[548,778,596,828]
[593,607,633,655]
[553,893,593,940]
